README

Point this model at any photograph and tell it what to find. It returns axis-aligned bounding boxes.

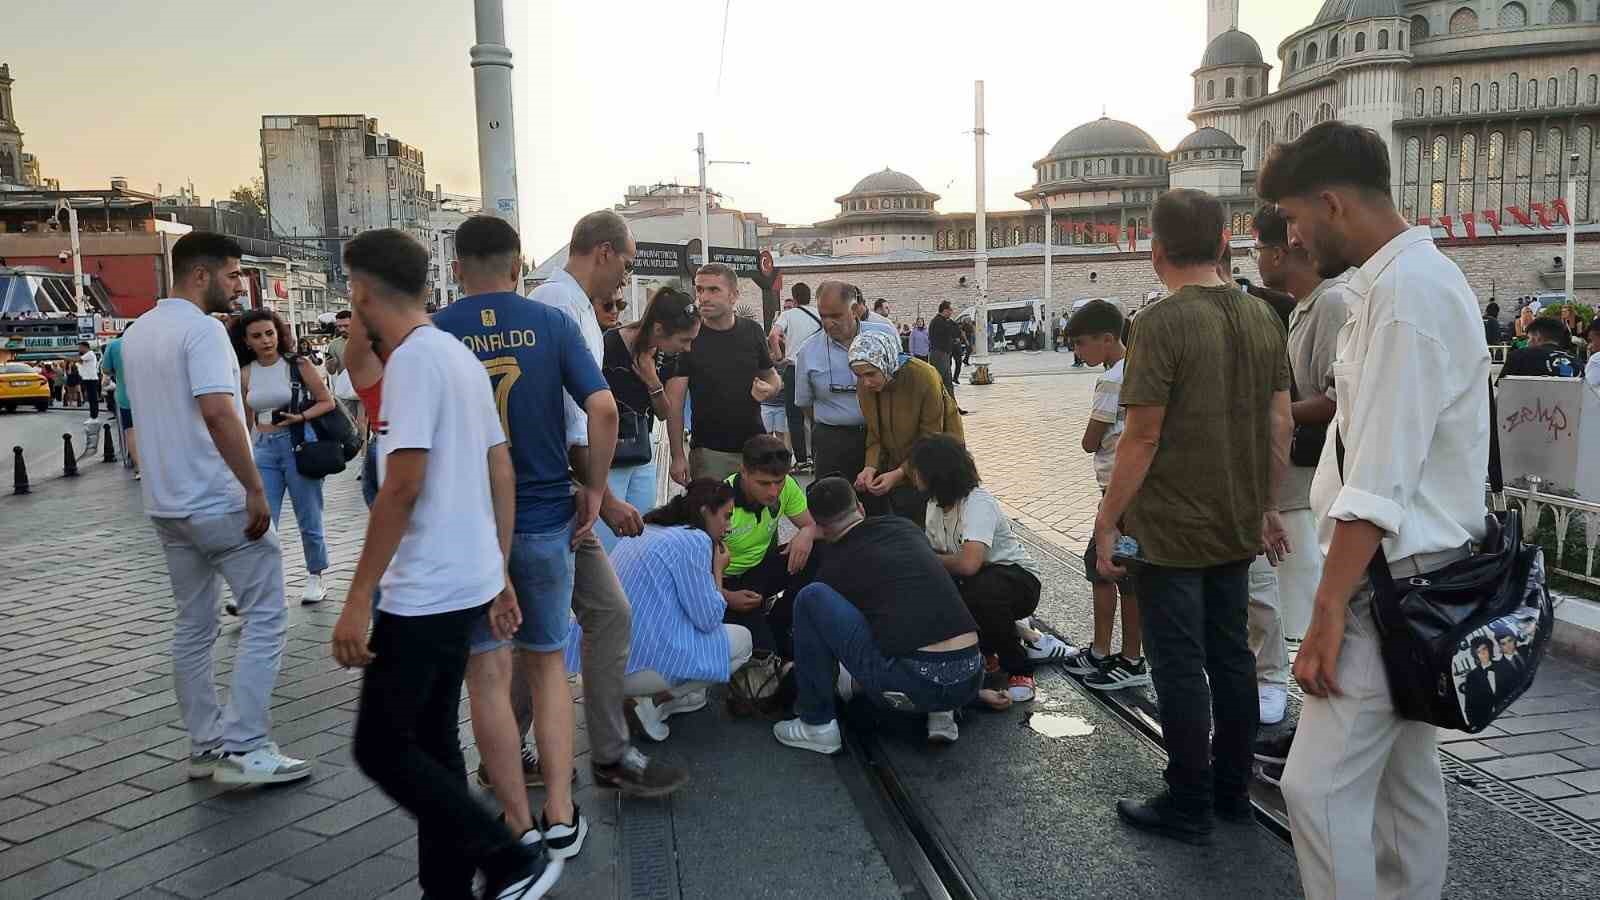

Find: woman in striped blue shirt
[568,479,754,741]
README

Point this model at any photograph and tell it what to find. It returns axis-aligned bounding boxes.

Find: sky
[5,0,1319,261]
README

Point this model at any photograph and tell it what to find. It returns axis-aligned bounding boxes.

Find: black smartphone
[271,409,290,425]
[1111,535,1149,570]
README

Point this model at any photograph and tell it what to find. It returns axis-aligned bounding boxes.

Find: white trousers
[1281,589,1448,900]
[1277,508,1324,639]
[1247,555,1289,687]
[622,624,753,698]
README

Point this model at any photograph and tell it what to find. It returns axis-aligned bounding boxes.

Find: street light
[1566,150,1579,305]
[695,132,750,267]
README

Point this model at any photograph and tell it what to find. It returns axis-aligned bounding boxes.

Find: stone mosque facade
[784,0,1600,263]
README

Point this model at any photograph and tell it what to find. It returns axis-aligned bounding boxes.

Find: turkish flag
[1483,209,1503,234]
[1553,197,1572,225]
[1507,206,1534,228]
[1127,223,1137,248]
[1531,202,1552,228]
[1417,217,1432,226]
[273,279,288,299]
[1463,211,1478,240]
[1439,215,1455,239]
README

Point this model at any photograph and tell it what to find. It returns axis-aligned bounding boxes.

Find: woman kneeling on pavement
[911,434,1046,708]
[568,479,754,742]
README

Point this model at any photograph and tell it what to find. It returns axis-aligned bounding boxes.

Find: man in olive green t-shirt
[1092,189,1293,845]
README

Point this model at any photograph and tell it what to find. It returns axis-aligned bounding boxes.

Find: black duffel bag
[1337,386,1553,733]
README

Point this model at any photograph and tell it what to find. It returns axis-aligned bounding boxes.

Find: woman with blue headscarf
[848,329,964,528]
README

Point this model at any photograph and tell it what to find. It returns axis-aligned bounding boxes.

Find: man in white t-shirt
[769,281,823,471]
[76,341,102,421]
[330,228,559,899]
[121,232,309,786]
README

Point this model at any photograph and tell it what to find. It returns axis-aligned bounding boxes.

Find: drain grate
[621,796,681,900]
[1439,755,1600,856]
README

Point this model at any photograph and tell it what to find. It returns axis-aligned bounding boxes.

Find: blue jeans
[253,430,328,574]
[596,462,657,552]
[792,583,982,725]
[468,524,576,654]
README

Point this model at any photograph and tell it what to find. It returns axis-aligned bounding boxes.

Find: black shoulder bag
[287,359,361,479]
[1336,384,1553,733]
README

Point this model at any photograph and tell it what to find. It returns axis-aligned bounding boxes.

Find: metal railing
[1502,480,1600,587]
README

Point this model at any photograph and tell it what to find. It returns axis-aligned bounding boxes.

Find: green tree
[229,177,267,216]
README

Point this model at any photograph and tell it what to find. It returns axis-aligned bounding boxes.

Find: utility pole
[697,132,709,268]
[1043,194,1053,318]
[55,201,85,315]
[970,80,993,385]
[471,0,520,233]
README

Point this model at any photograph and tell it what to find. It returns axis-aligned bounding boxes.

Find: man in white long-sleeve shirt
[1260,122,1489,899]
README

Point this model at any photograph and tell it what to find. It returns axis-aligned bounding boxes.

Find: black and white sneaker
[539,804,589,861]
[1253,727,1295,766]
[484,846,563,899]
[1083,655,1151,691]
[1062,647,1110,677]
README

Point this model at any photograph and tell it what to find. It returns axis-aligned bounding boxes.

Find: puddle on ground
[1026,712,1096,739]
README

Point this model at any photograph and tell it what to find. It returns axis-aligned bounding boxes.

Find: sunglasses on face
[603,298,629,313]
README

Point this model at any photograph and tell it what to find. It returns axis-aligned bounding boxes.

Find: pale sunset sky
[5,1,1319,260]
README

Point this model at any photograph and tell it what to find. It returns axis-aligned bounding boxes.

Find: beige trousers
[1247,555,1290,687]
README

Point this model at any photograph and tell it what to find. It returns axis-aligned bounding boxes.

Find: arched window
[1071,160,1079,177]
[1315,102,1335,124]
[1414,88,1426,116]
[1452,78,1462,113]
[1434,86,1444,114]
[1410,15,1429,42]
[1290,50,1298,72]
[1449,7,1479,33]
[1458,133,1477,217]
[1329,35,1340,59]
[1471,82,1481,112]
[1399,30,1406,49]
[1402,136,1422,221]
[1225,77,1236,98]
[1245,76,1256,97]
[1207,80,1216,100]
[1508,73,1519,109]
[1306,42,1319,64]
[1490,81,1500,111]
[1285,111,1303,141]
[1138,158,1147,175]
[1487,131,1505,219]
[936,231,946,251]
[1575,125,1593,221]
[1378,29,1390,50]
[1548,0,1574,25]
[1589,75,1598,105]
[1430,135,1449,219]
[1112,158,1121,175]
[1567,68,1578,106]
[1514,129,1534,211]
[1544,127,1565,207]
[1547,77,1558,107]
[1098,158,1108,174]
[1355,32,1367,52]
[1256,120,1274,168]
[1498,2,1526,29]
[1527,79,1538,108]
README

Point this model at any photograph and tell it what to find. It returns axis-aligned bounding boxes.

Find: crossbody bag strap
[1487,378,1504,500]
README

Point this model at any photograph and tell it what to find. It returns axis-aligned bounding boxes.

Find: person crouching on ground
[774,477,984,753]
[850,329,963,527]
[719,434,819,658]
[584,479,754,742]
[911,434,1044,707]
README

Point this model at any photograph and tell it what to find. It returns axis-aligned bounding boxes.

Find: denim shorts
[468,524,575,654]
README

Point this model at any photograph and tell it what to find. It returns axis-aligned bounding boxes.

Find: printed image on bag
[1451,613,1540,728]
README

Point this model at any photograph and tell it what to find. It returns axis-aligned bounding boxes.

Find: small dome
[1047,117,1164,159]
[1173,127,1244,153]
[1200,28,1265,68]
[847,168,926,195]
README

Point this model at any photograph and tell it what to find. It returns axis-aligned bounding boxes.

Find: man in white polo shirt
[1260,122,1490,900]
[121,231,309,786]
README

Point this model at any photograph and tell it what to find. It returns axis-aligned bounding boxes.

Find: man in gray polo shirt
[795,281,896,486]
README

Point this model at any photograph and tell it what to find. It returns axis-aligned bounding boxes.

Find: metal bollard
[62,434,79,477]
[12,446,28,495]
[102,424,115,463]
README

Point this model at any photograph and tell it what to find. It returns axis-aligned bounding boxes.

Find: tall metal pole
[697,132,710,268]
[67,207,84,314]
[970,80,993,385]
[1566,152,1578,304]
[471,0,520,233]
[1043,195,1053,318]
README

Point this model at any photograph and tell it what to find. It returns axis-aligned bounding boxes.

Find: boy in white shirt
[1062,300,1148,692]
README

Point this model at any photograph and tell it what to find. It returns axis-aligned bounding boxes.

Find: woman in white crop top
[233,309,337,605]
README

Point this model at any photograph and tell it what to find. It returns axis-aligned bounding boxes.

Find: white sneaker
[773,718,842,755]
[301,574,327,605]
[836,665,856,702]
[627,698,670,742]
[927,711,959,745]
[1024,634,1076,663]
[1259,685,1288,726]
[212,742,312,785]
[657,689,708,721]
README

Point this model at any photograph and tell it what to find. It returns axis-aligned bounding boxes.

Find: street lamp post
[1566,151,1578,305]
[471,0,520,232]
[694,132,750,268]
[970,80,993,385]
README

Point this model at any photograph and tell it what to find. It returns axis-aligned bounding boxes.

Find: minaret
[1207,0,1240,41]
[0,64,24,185]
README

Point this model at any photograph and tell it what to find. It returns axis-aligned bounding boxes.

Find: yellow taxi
[0,362,51,412]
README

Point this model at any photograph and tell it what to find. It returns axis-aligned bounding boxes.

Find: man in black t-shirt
[1499,317,1579,381]
[667,263,782,485]
[772,478,982,755]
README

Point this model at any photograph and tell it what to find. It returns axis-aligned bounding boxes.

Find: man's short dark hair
[569,210,630,256]
[1066,300,1124,340]
[171,231,244,283]
[806,476,858,526]
[938,300,952,313]
[1588,319,1600,337]
[792,281,811,304]
[1254,204,1288,246]
[1151,189,1225,267]
[1484,302,1500,319]
[78,341,90,349]
[696,262,738,291]
[1527,317,1572,345]
[873,298,889,313]
[334,310,352,321]
[456,215,521,260]
[343,228,430,298]
[741,433,793,476]
[1257,121,1391,202]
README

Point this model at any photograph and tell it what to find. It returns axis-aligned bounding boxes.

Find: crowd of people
[112,120,1506,900]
